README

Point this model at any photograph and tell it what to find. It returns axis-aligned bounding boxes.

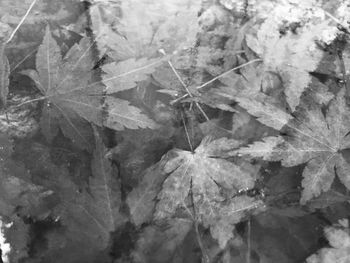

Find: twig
[189,178,210,263]
[181,111,194,152]
[323,9,349,32]
[167,60,210,121]
[246,219,251,263]
[6,0,38,44]
[12,96,46,109]
[171,59,262,104]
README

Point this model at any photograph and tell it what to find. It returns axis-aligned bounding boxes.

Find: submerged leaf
[104,97,158,130]
[38,130,125,262]
[24,26,159,147]
[127,155,169,226]
[236,88,350,204]
[103,57,162,94]
[245,1,339,111]
[23,26,103,149]
[155,137,263,248]
[89,128,125,236]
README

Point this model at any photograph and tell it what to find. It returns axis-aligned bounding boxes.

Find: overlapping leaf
[213,63,293,130]
[244,0,343,111]
[236,88,350,204]
[24,26,158,149]
[127,155,170,226]
[0,135,50,219]
[155,137,263,248]
[90,0,201,58]
[39,130,125,262]
[102,57,163,94]
[0,135,51,262]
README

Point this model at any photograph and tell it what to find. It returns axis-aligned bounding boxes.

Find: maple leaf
[37,130,125,262]
[89,2,135,60]
[0,135,50,220]
[155,137,263,248]
[22,25,103,149]
[0,136,52,262]
[245,1,340,111]
[24,26,158,147]
[213,63,293,130]
[104,97,159,130]
[127,155,170,226]
[306,219,350,263]
[90,0,201,58]
[102,57,163,94]
[235,88,350,204]
[132,218,192,263]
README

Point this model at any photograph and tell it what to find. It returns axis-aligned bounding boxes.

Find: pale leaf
[155,137,263,248]
[104,97,158,130]
[103,57,162,94]
[236,88,350,204]
[245,1,339,111]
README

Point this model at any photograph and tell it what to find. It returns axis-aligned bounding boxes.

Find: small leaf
[104,97,159,130]
[103,57,163,94]
[132,218,192,263]
[235,96,292,130]
[236,89,350,204]
[23,25,103,149]
[127,156,169,226]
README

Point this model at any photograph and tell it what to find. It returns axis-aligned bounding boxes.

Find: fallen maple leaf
[104,97,159,130]
[0,135,50,220]
[23,26,158,148]
[155,136,263,248]
[132,218,192,263]
[235,88,350,204]
[22,25,103,149]
[245,1,341,111]
[306,219,350,263]
[38,129,125,262]
[213,63,293,130]
[0,135,51,262]
[90,0,200,58]
[102,57,163,94]
[127,154,170,226]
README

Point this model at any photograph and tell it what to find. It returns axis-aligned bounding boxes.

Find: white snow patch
[0,217,11,263]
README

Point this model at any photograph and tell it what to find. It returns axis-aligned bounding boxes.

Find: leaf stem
[323,9,349,32]
[167,60,210,121]
[246,219,251,263]
[6,0,38,44]
[171,59,262,104]
[12,96,47,108]
[181,111,194,152]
